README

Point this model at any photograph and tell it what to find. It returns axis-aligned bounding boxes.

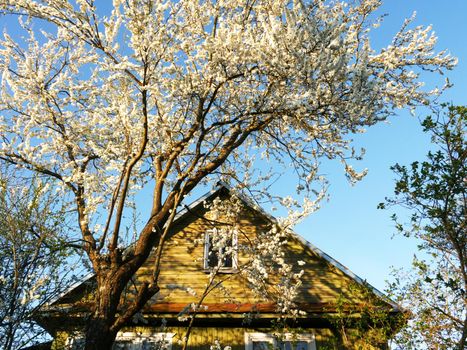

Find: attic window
[204,228,237,272]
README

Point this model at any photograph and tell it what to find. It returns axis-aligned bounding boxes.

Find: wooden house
[36,184,404,349]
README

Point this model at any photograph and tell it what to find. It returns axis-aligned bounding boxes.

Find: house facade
[37,185,404,349]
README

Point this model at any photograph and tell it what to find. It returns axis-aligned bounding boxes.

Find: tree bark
[81,218,166,349]
[84,278,119,350]
[84,316,117,350]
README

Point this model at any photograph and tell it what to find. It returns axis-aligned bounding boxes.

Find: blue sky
[297,0,467,292]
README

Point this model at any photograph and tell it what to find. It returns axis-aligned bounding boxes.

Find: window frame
[115,331,174,349]
[244,332,317,350]
[66,331,174,349]
[203,227,238,273]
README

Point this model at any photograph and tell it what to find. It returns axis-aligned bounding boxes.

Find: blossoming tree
[0,0,456,348]
[0,168,74,350]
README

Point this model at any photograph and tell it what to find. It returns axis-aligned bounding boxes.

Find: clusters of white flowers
[0,1,455,248]
[176,302,209,322]
[19,275,48,305]
[203,194,315,320]
[209,339,231,350]
[0,0,455,250]
[0,0,456,339]
[166,284,197,296]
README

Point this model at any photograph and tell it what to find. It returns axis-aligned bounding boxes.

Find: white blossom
[0,0,456,341]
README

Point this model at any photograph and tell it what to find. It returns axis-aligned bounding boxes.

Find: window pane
[294,341,308,350]
[277,341,308,350]
[69,338,85,350]
[252,341,271,350]
[142,339,170,350]
[222,237,233,268]
[207,233,233,268]
[113,342,133,350]
[207,234,218,267]
[112,339,170,350]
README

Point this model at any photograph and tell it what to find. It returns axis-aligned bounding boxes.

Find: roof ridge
[49,182,402,312]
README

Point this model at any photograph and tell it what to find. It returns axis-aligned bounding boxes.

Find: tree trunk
[80,208,169,349]
[83,275,121,350]
[84,316,117,350]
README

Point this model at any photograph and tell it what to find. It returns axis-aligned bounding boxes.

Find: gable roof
[193,183,401,311]
[48,182,401,312]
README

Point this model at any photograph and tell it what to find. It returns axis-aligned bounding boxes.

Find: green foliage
[326,280,406,349]
[0,168,75,350]
[381,105,467,349]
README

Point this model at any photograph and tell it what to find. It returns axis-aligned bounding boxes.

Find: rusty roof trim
[48,182,402,312]
[212,183,402,312]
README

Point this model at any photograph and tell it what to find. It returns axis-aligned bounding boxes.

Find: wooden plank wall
[129,193,364,308]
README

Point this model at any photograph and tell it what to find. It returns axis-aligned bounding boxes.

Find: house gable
[138,185,397,313]
[39,184,402,349]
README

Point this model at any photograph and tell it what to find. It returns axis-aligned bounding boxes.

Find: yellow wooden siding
[52,326,385,350]
[49,192,389,349]
[53,192,365,309]
[129,194,365,308]
[51,331,68,350]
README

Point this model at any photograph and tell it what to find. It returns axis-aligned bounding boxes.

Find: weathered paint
[44,190,398,350]
[50,331,68,350]
[52,326,386,350]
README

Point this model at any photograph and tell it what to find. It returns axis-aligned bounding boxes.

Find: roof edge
[48,272,95,306]
[49,182,402,312]
[215,183,402,311]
